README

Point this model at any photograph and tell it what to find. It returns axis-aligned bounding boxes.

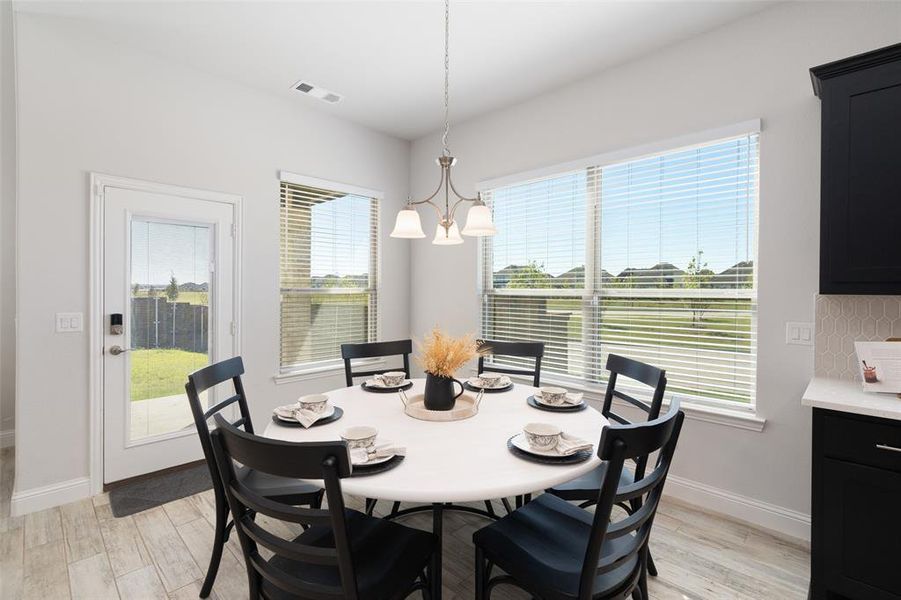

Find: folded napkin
[555,433,593,456]
[536,391,584,405]
[273,403,328,428]
[350,441,407,465]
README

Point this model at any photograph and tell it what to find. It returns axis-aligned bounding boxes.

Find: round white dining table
[262,378,608,597]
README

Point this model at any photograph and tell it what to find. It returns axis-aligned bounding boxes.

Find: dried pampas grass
[416,328,481,378]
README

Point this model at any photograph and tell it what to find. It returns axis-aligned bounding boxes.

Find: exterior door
[101,182,238,484]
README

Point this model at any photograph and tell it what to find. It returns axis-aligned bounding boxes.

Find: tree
[683,251,714,326]
[132,283,140,297]
[506,261,554,289]
[165,273,180,302]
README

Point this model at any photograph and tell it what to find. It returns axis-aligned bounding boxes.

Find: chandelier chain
[442,0,450,156]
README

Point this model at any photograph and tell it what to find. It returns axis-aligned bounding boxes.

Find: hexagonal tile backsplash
[815,295,901,380]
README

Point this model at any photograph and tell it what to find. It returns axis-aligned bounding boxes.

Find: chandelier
[389,0,496,245]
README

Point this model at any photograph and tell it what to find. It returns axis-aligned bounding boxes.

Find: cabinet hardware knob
[875,443,901,453]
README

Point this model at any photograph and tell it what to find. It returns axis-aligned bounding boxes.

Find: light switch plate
[56,312,84,333]
[785,321,813,346]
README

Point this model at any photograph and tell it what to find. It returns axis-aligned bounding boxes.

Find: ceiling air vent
[292,80,343,104]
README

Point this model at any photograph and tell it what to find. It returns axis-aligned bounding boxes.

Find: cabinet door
[821,59,901,293]
[821,457,901,599]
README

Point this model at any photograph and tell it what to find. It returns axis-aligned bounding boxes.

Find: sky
[309,194,373,278]
[491,134,758,278]
[131,221,210,286]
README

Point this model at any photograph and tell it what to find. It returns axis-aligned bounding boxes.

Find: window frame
[276,171,382,379]
[478,122,760,418]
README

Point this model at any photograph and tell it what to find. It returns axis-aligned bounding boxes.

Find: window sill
[274,358,386,385]
[480,368,766,432]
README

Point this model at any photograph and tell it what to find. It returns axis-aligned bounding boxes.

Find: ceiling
[17,1,775,140]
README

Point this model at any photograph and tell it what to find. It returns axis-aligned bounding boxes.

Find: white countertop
[803,376,901,421]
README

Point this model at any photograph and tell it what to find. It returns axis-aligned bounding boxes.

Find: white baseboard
[10,477,91,517]
[664,474,811,543]
[0,429,13,448]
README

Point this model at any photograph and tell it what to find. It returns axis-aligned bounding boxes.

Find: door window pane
[129,220,211,441]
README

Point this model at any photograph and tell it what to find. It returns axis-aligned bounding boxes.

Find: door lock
[108,345,133,356]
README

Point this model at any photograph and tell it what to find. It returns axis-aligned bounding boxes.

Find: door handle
[875,443,901,454]
[108,345,134,356]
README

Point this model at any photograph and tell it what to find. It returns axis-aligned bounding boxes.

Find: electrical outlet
[785,321,813,346]
[56,312,84,333]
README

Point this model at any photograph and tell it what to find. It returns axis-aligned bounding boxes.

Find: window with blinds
[279,180,379,373]
[480,133,758,406]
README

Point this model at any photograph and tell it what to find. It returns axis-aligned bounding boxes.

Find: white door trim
[89,173,243,495]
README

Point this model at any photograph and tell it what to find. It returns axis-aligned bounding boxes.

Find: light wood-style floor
[0,447,809,599]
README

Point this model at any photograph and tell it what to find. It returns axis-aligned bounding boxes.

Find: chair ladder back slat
[604,500,656,539]
[240,516,339,566]
[202,393,243,420]
[230,483,332,527]
[249,552,347,600]
[595,529,650,576]
[612,390,652,413]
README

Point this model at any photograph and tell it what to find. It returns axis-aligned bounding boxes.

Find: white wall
[0,0,16,447]
[12,12,410,504]
[409,1,901,538]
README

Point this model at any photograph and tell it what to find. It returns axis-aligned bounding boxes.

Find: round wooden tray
[402,393,480,422]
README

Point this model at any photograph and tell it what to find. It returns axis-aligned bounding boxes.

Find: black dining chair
[477,339,545,387]
[209,413,439,600]
[185,357,323,598]
[341,339,413,387]
[546,353,667,576]
[472,401,685,600]
[340,339,413,517]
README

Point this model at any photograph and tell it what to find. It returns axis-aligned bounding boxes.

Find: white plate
[365,379,412,389]
[466,376,511,389]
[534,392,584,408]
[510,432,566,457]
[274,403,336,422]
[352,452,395,467]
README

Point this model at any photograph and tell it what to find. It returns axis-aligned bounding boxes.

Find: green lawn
[130,348,208,401]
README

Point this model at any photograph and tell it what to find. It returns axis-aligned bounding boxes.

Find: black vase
[424,373,464,411]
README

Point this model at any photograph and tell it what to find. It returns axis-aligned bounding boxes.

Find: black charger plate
[361,381,414,394]
[506,436,592,465]
[463,381,514,394]
[350,454,405,477]
[271,406,344,427]
[526,395,587,413]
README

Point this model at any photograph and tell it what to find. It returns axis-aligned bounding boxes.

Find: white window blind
[481,133,758,406]
[279,180,379,373]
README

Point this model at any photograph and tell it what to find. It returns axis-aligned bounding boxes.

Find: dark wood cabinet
[811,408,901,600]
[811,44,901,294]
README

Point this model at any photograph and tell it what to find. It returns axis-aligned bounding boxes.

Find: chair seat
[263,509,436,600]
[473,494,639,600]
[546,462,634,502]
[237,466,322,503]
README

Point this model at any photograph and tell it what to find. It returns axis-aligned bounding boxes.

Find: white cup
[477,372,504,388]
[377,371,406,387]
[341,426,378,449]
[523,422,562,451]
[297,394,329,414]
[538,386,567,405]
